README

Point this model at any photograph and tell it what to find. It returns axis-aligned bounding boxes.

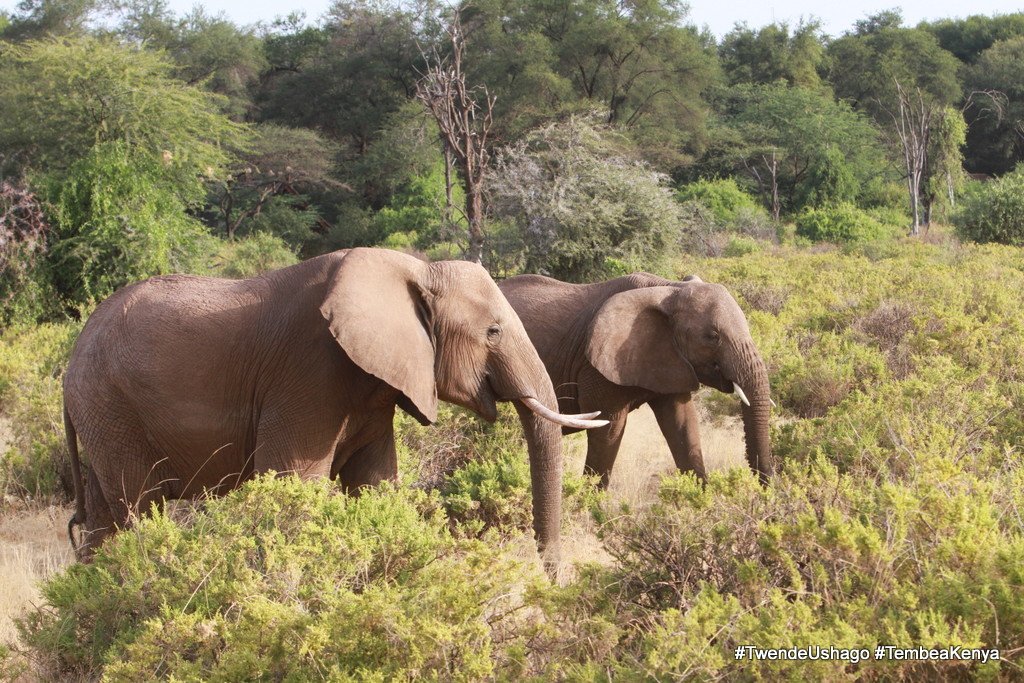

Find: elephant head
[321,248,604,564]
[586,281,774,482]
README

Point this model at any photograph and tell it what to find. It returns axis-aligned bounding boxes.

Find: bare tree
[884,80,932,235]
[416,11,495,264]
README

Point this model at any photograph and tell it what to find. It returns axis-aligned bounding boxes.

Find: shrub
[0,181,57,325]
[795,202,892,243]
[0,321,80,502]
[209,232,298,279]
[48,142,214,308]
[675,177,762,225]
[556,461,1024,679]
[954,168,1024,245]
[488,115,680,281]
[397,405,602,534]
[20,476,546,680]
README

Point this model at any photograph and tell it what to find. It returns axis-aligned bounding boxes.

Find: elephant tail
[64,403,86,553]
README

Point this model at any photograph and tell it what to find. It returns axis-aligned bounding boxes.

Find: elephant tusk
[770,398,777,408]
[521,397,610,429]
[733,382,751,407]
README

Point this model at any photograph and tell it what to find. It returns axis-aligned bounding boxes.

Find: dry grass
[559,403,748,574]
[0,505,74,647]
[606,404,746,508]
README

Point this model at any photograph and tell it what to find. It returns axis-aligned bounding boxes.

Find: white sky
[2,0,1023,38]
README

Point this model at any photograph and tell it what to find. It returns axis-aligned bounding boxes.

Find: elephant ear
[585,287,699,395]
[320,248,438,425]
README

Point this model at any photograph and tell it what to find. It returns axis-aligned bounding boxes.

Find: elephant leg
[649,395,707,481]
[78,466,115,561]
[583,409,628,488]
[337,428,398,493]
[251,408,340,481]
[82,444,173,560]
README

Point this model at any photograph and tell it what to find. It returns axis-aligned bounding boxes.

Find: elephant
[499,272,774,487]
[63,247,607,566]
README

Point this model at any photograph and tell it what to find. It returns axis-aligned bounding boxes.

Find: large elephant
[64,248,606,565]
[499,272,774,486]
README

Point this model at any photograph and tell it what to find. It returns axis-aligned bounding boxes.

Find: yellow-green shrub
[21,476,546,681]
[0,321,81,501]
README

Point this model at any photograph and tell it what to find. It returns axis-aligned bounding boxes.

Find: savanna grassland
[4,0,1024,679]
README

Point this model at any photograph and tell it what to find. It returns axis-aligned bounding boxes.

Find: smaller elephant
[500,272,774,487]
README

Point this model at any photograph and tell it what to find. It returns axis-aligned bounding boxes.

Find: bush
[675,177,762,225]
[795,202,892,243]
[48,142,214,308]
[20,476,547,680]
[209,232,298,279]
[0,321,80,502]
[0,181,58,325]
[954,168,1024,245]
[397,404,602,534]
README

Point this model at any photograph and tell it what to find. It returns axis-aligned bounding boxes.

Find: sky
[2,0,1024,38]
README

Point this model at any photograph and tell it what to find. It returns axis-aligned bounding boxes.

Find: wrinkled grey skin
[65,248,569,566]
[500,272,774,487]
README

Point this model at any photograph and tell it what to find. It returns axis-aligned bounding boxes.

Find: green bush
[675,177,763,224]
[209,232,299,279]
[954,168,1024,245]
[48,141,214,309]
[795,202,892,243]
[21,476,546,680]
[554,462,1023,679]
[0,321,81,501]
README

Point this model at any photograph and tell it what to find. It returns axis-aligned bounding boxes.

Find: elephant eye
[487,324,502,340]
[706,330,721,344]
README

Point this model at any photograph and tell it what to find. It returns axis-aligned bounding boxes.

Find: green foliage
[0,321,80,501]
[488,115,681,281]
[795,202,893,243]
[705,83,888,216]
[48,142,214,308]
[962,36,1024,175]
[719,20,826,89]
[0,181,58,325]
[0,36,246,177]
[561,461,1023,678]
[208,232,298,279]
[954,168,1024,245]
[21,476,545,680]
[675,177,763,224]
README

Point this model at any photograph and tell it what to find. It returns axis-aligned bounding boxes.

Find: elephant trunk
[490,333,567,573]
[731,340,774,483]
[513,396,563,572]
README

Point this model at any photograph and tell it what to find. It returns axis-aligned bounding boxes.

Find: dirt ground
[0,403,747,650]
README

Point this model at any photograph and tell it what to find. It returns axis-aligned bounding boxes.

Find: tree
[49,142,212,307]
[0,181,53,323]
[920,12,1024,63]
[704,83,886,218]
[962,37,1024,175]
[257,1,424,157]
[1,0,106,40]
[416,10,495,264]
[210,124,342,243]
[488,115,680,281]
[827,19,962,232]
[0,37,246,178]
[118,2,267,118]
[719,20,826,90]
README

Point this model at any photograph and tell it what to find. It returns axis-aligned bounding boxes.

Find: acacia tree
[416,10,494,264]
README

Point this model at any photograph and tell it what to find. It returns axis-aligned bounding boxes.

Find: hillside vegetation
[2,0,1024,679]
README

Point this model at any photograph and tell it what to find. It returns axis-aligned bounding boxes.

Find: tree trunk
[465,183,485,265]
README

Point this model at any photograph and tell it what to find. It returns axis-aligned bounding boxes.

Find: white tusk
[733,382,751,407]
[521,397,610,430]
[770,398,777,408]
